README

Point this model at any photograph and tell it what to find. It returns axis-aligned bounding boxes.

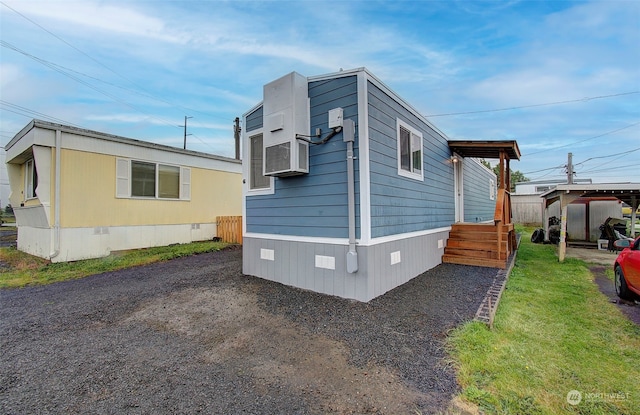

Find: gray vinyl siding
[367,81,454,238]
[245,75,360,238]
[243,229,447,301]
[463,159,497,222]
[245,106,263,132]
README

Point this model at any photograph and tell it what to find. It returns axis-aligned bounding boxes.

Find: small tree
[481,160,529,192]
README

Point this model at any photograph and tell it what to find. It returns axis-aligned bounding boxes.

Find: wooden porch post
[558,193,581,262]
[505,156,511,193]
[499,150,506,190]
[558,200,568,262]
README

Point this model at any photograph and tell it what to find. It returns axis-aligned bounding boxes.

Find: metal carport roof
[540,183,640,261]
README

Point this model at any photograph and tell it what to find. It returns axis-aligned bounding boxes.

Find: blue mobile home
[242,68,519,302]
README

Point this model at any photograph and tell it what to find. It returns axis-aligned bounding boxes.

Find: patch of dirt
[589,265,640,326]
[128,286,424,414]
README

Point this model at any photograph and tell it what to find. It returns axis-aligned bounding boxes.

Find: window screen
[131,161,156,197]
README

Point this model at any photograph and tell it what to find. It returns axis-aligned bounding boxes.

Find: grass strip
[448,229,640,414]
[0,241,229,289]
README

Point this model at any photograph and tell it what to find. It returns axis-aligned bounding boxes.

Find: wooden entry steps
[442,223,514,269]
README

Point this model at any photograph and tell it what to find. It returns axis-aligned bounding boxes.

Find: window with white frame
[396,119,423,180]
[249,133,271,191]
[132,161,157,197]
[25,158,38,199]
[116,158,190,200]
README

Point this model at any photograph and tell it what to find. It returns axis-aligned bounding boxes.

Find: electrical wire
[0,99,83,127]
[521,164,566,175]
[296,127,342,145]
[1,40,181,130]
[425,91,640,117]
[576,163,638,175]
[523,121,640,157]
[0,1,234,122]
[573,147,640,167]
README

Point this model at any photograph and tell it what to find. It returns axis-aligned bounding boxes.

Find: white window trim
[396,119,424,181]
[24,158,37,200]
[246,129,274,196]
[116,158,190,200]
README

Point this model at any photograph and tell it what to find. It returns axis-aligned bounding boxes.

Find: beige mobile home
[5,119,242,262]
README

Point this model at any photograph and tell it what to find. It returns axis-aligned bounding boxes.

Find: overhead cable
[425,91,639,117]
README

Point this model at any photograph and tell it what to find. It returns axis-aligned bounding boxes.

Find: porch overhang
[448,140,521,161]
[443,140,521,269]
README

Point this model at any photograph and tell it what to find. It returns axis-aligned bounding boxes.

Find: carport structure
[540,183,640,261]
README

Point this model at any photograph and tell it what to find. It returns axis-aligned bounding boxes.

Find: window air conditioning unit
[262,72,309,177]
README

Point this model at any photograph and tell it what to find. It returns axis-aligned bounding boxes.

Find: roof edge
[5,119,240,164]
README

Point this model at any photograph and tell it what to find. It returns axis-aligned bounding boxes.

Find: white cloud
[3,0,186,43]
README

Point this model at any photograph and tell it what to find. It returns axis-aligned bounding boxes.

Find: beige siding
[512,194,544,225]
[59,149,241,228]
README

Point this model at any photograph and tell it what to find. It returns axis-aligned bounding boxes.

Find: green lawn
[0,241,229,289]
[448,229,640,414]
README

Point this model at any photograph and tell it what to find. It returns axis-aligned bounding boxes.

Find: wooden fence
[216,216,243,244]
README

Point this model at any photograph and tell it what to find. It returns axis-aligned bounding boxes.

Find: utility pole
[233,117,241,160]
[182,116,193,149]
[567,152,574,184]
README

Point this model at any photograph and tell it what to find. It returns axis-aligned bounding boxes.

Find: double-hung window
[131,161,157,197]
[116,158,190,200]
[397,119,423,181]
[25,158,38,199]
[247,132,273,194]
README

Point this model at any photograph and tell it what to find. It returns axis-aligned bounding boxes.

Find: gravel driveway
[1,247,497,414]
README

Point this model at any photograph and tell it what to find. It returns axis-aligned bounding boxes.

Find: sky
[1,0,639,206]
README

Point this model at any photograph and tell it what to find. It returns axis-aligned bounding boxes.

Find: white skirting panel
[17,226,52,260]
[243,230,449,302]
[17,223,217,262]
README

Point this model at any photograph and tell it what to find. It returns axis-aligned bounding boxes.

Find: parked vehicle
[614,236,640,300]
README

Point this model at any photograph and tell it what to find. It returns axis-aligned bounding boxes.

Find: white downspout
[344,119,358,273]
[50,129,61,259]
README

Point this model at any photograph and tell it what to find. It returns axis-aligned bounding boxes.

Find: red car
[614,236,640,300]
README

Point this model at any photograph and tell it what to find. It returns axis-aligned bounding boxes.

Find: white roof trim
[540,183,640,198]
[6,119,240,165]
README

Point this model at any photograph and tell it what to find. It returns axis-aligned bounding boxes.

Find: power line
[0,1,143,93]
[1,40,181,130]
[0,1,232,122]
[521,164,566,175]
[425,91,640,117]
[0,100,82,127]
[577,163,638,175]
[524,121,640,156]
[574,147,640,167]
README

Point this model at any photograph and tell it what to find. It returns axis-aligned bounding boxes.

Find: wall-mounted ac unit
[262,72,309,177]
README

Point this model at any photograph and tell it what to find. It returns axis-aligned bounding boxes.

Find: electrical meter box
[262,72,309,176]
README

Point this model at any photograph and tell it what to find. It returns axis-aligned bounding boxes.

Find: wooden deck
[443,187,517,269]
